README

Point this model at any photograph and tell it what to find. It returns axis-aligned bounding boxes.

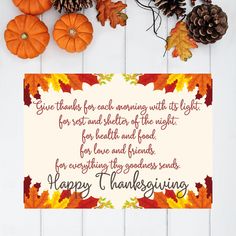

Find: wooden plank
[211,0,236,235]
[0,1,39,236]
[82,6,125,236]
[126,0,167,73]
[169,210,210,236]
[125,1,168,236]
[0,1,41,236]
[167,2,210,236]
[41,10,83,236]
[126,210,167,236]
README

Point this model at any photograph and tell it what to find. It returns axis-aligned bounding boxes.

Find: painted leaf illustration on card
[186,74,212,96]
[24,74,49,96]
[96,0,128,28]
[24,186,49,208]
[186,187,212,208]
[46,191,69,208]
[166,21,198,61]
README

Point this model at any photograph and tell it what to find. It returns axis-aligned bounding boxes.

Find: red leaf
[59,80,71,93]
[196,183,203,192]
[137,197,158,208]
[205,176,212,198]
[205,85,212,106]
[60,190,71,202]
[78,197,99,208]
[80,74,99,86]
[34,91,41,100]
[24,176,32,198]
[165,189,177,202]
[138,74,158,86]
[165,80,177,93]
[24,85,32,106]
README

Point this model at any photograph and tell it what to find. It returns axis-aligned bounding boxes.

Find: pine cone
[186,4,228,44]
[154,0,186,19]
[52,0,93,13]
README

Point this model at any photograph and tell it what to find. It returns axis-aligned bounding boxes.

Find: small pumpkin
[13,0,52,15]
[4,15,50,59]
[53,13,93,53]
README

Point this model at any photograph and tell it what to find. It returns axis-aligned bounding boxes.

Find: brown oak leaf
[96,0,128,28]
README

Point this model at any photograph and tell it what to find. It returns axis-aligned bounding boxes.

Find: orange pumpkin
[13,0,52,15]
[53,13,93,53]
[4,15,50,59]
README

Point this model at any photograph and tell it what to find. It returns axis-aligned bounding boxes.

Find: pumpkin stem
[69,28,77,37]
[21,33,28,40]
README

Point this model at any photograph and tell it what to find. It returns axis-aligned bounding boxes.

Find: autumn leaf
[67,192,82,208]
[138,74,158,86]
[167,74,190,91]
[166,21,198,61]
[45,74,69,92]
[78,196,99,208]
[186,187,212,208]
[67,74,83,90]
[46,191,69,208]
[137,197,158,208]
[165,80,177,93]
[24,74,49,96]
[186,74,212,96]
[154,192,170,208]
[96,0,128,28]
[80,74,99,85]
[24,176,32,198]
[154,74,169,90]
[24,186,49,208]
[167,196,188,208]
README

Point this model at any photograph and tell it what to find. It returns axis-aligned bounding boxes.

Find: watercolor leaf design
[24,74,49,96]
[167,74,190,91]
[186,74,212,96]
[24,186,49,208]
[45,74,69,92]
[46,191,69,208]
[186,186,212,208]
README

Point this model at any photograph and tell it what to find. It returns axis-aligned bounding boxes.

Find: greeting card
[24,74,212,209]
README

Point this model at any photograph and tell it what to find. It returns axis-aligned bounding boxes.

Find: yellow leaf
[45,74,69,92]
[167,196,188,208]
[167,74,190,91]
[166,21,198,61]
[46,191,69,208]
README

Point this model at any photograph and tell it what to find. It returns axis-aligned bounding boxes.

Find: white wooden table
[0,0,235,235]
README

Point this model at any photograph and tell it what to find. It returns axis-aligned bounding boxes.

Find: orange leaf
[186,74,212,96]
[67,192,82,208]
[24,74,49,96]
[154,74,169,90]
[67,74,83,90]
[24,186,49,208]
[154,192,169,208]
[96,0,128,28]
[186,187,212,208]
[166,21,198,61]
